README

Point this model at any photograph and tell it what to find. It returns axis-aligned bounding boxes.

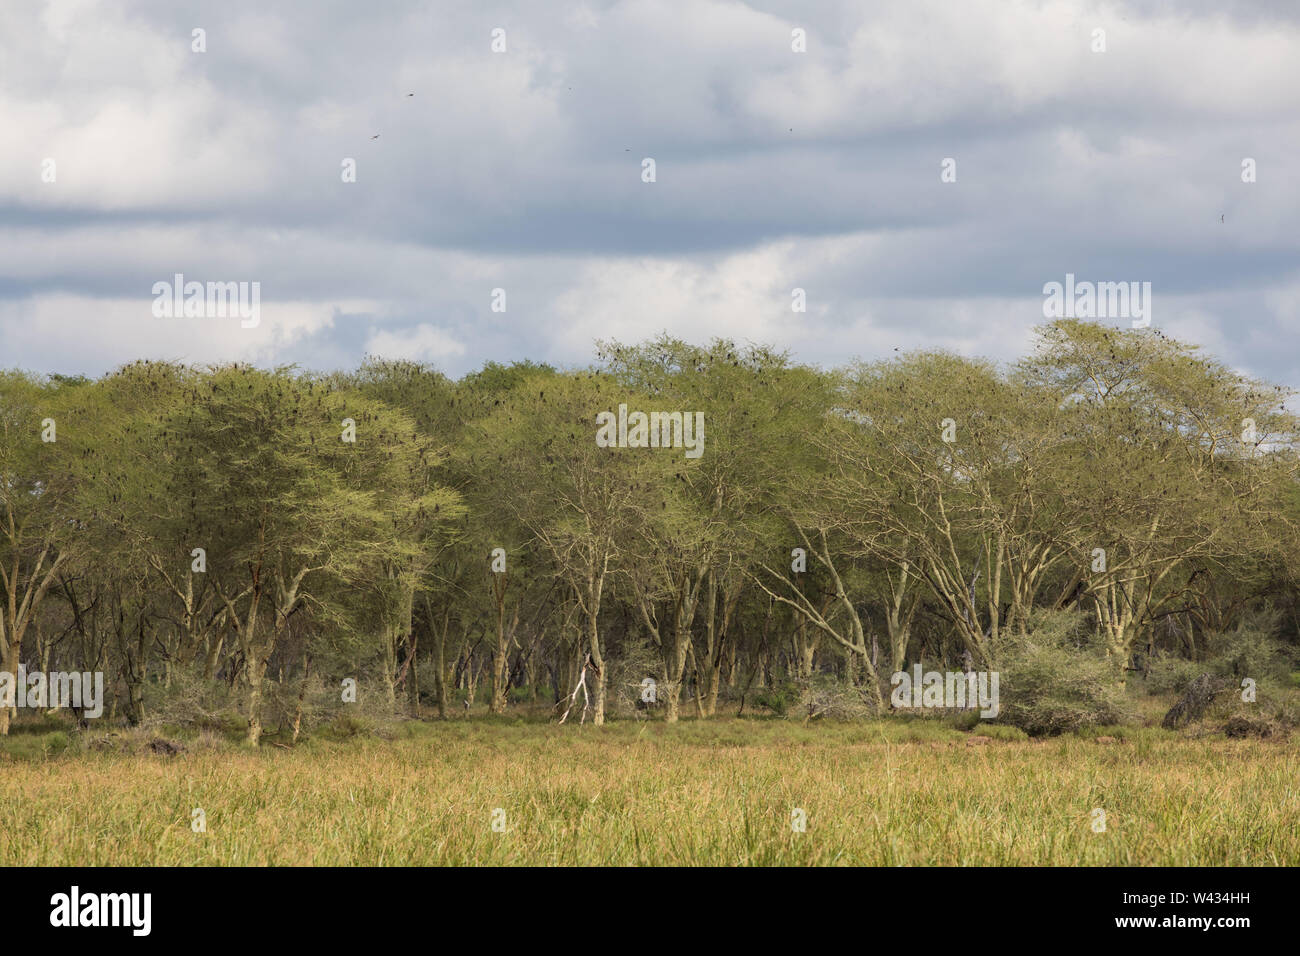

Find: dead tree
[1162,673,1229,730]
[558,654,600,725]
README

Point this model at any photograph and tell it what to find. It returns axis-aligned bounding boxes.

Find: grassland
[1,717,1296,866]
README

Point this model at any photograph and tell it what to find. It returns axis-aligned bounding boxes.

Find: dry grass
[1,719,1296,865]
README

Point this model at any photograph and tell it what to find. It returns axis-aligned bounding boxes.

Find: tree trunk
[435,630,448,719]
[407,643,421,717]
[0,642,14,736]
[431,601,450,719]
[663,628,689,723]
[246,652,267,746]
[381,626,398,712]
[291,653,311,744]
[490,594,518,715]
[203,631,225,680]
[588,609,605,725]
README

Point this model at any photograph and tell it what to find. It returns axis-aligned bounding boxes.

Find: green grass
[1,718,1296,865]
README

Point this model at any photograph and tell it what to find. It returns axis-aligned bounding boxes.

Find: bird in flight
[371,134,380,139]
[1220,213,1224,223]
[407,92,414,97]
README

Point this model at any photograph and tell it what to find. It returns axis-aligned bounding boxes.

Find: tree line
[3,319,1298,744]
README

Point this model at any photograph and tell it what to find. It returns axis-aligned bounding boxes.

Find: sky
[2,0,1298,384]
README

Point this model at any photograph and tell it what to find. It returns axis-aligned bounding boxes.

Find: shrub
[797,675,877,721]
[322,713,373,739]
[1223,713,1284,739]
[144,671,247,735]
[949,709,982,732]
[994,610,1134,736]
[1204,675,1300,731]
[752,681,800,717]
[1,729,75,761]
[1204,612,1294,683]
[1144,656,1202,696]
[605,638,662,719]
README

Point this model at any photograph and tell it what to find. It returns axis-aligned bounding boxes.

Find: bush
[949,709,982,732]
[322,713,373,739]
[1202,675,1300,732]
[1223,713,1284,739]
[994,610,1134,736]
[1144,656,1202,696]
[797,675,877,721]
[142,668,394,740]
[1204,613,1294,683]
[144,671,245,735]
[752,681,800,717]
[1,729,76,761]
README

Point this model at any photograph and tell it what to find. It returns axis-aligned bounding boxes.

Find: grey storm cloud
[1,0,1297,385]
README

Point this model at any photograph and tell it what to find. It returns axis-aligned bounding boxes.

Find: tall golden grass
[2,720,1295,865]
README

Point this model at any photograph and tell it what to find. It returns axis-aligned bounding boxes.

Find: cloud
[364,323,466,362]
[0,293,370,372]
[0,0,1297,386]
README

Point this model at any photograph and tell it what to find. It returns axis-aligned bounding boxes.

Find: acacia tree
[1019,320,1300,678]
[5,323,1300,733]
[624,505,710,722]
[74,362,240,703]
[796,352,1081,668]
[166,365,457,744]
[345,359,465,712]
[596,341,713,721]
[0,372,96,734]
[470,370,671,725]
[599,338,833,716]
[449,361,559,714]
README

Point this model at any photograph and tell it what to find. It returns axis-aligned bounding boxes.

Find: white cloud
[0,294,371,371]
[365,324,466,361]
[0,0,1298,385]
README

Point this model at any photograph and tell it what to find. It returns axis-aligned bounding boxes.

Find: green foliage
[0,728,75,761]
[4,323,1300,746]
[321,713,374,740]
[1144,656,1203,696]
[996,611,1135,736]
[751,681,800,716]
[1204,612,1294,682]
